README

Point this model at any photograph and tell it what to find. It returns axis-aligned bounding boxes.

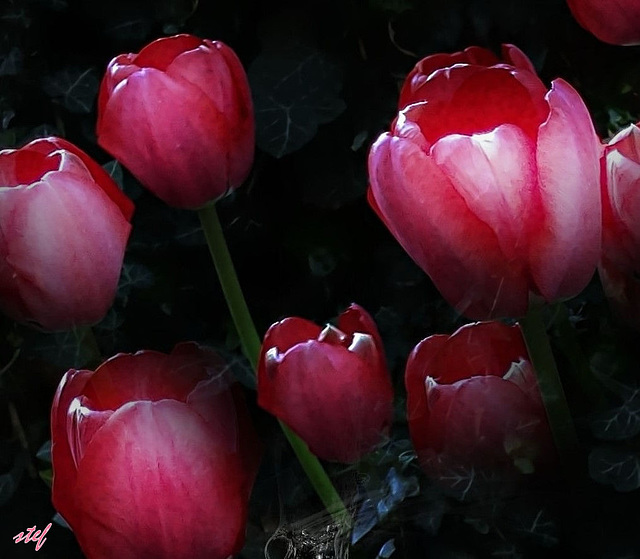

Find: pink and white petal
[72,400,247,559]
[0,172,130,330]
[431,124,537,261]
[51,368,93,526]
[532,79,602,301]
[368,127,529,319]
[98,69,229,208]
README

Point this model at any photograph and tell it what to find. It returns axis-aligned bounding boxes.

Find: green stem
[547,303,607,410]
[198,203,262,369]
[197,203,352,529]
[519,306,581,476]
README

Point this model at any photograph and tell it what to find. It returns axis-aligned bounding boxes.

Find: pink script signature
[13,523,52,551]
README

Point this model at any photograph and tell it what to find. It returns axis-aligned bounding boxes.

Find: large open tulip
[567,0,640,46]
[97,34,254,209]
[406,321,554,496]
[0,137,133,331]
[51,342,262,559]
[599,123,640,329]
[369,44,602,319]
[258,304,394,463]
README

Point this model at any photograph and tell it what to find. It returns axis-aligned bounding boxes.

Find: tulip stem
[198,203,262,369]
[279,420,353,529]
[519,306,581,476]
[197,202,352,530]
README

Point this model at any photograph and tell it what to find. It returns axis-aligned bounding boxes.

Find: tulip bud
[51,342,262,559]
[258,304,394,463]
[368,44,602,319]
[0,137,133,331]
[405,321,554,497]
[566,0,640,46]
[97,34,254,209]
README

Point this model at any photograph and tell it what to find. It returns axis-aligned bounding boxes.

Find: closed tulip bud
[97,34,254,209]
[51,342,262,559]
[0,137,133,331]
[599,123,640,329]
[258,304,394,463]
[405,322,554,496]
[567,0,640,46]
[369,44,602,320]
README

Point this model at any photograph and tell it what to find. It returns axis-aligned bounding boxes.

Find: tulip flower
[0,137,133,331]
[258,304,394,463]
[97,34,254,209]
[405,321,554,494]
[51,342,262,559]
[599,123,640,329]
[566,0,640,46]
[368,44,602,320]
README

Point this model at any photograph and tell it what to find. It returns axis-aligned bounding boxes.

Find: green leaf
[588,447,640,492]
[249,47,345,158]
[42,66,99,114]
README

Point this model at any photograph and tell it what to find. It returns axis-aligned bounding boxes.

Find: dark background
[1,0,639,557]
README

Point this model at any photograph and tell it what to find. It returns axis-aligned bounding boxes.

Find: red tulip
[97,34,254,209]
[599,123,640,329]
[567,0,640,46]
[368,44,602,320]
[258,304,394,463]
[0,137,133,331]
[405,322,554,493]
[51,342,262,559]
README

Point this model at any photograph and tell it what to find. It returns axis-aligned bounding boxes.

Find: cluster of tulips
[1,1,640,557]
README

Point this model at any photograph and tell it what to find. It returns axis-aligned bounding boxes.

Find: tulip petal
[81,349,212,411]
[51,368,93,527]
[532,78,602,301]
[259,340,392,462]
[368,121,529,318]
[0,169,131,330]
[98,69,230,208]
[423,375,544,468]
[567,0,640,45]
[134,34,202,70]
[605,124,640,249]
[72,400,247,559]
[431,124,537,260]
[416,321,529,385]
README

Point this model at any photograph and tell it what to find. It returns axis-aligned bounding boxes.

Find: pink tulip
[97,34,254,209]
[599,123,640,329]
[51,342,262,559]
[368,45,602,319]
[567,0,640,46]
[0,137,133,331]
[258,304,394,463]
[406,321,554,492]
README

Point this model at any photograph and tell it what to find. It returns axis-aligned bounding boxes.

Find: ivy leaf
[591,374,640,440]
[28,327,96,368]
[0,47,23,76]
[249,46,345,158]
[589,447,640,492]
[42,66,99,114]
